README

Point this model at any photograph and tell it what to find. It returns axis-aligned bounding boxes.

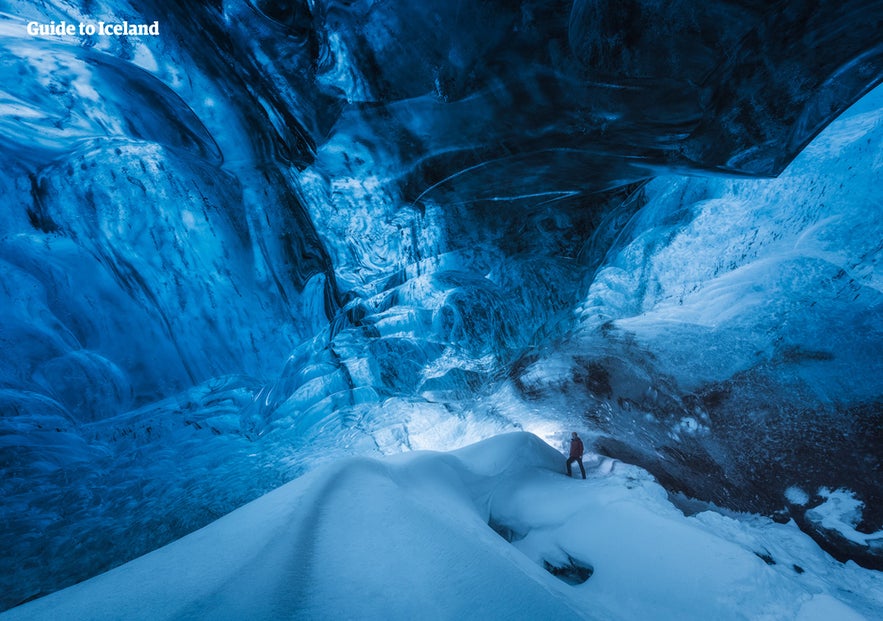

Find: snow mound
[786,486,811,506]
[3,433,881,620]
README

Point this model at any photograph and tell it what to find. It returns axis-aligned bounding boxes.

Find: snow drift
[4,433,881,620]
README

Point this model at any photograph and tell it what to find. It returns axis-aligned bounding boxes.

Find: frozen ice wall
[1,0,882,609]
[1,0,339,605]
[531,95,883,566]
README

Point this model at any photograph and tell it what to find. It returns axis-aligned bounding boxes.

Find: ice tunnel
[1,0,882,611]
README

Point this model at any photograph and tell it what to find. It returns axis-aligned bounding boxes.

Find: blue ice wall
[1,0,882,609]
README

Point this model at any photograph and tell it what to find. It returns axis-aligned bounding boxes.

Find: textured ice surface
[1,0,883,610]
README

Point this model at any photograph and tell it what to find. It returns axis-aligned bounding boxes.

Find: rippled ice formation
[1,0,882,610]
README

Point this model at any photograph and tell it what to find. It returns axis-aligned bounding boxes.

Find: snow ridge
[3,433,881,620]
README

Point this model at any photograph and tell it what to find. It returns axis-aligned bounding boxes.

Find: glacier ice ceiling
[1,0,882,610]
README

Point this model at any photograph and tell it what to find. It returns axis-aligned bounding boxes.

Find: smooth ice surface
[3,433,881,620]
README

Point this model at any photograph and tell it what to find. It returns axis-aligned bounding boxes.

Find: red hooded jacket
[569,436,584,458]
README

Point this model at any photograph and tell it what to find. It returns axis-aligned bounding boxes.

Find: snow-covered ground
[3,432,881,620]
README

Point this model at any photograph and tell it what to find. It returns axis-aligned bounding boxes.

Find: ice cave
[1,0,882,619]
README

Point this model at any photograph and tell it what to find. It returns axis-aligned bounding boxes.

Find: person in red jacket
[567,431,586,479]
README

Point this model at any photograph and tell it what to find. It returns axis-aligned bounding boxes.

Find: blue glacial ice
[1,0,882,611]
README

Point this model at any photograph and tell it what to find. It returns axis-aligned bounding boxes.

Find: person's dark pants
[567,456,586,479]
